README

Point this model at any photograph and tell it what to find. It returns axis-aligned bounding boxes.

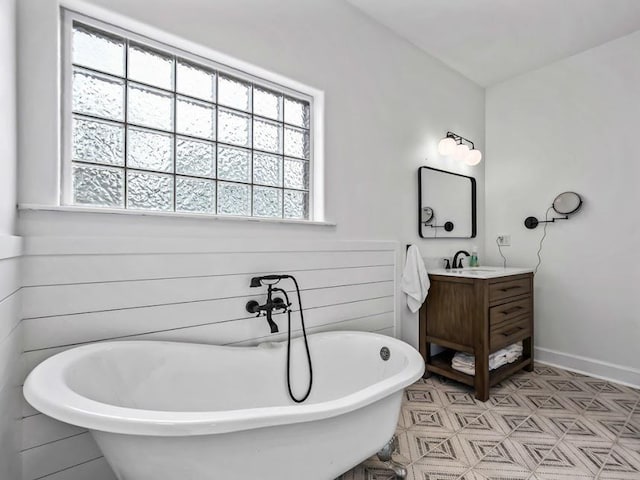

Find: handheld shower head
[249,274,289,287]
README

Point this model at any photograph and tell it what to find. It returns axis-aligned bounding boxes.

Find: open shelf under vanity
[426,349,532,389]
[419,271,535,401]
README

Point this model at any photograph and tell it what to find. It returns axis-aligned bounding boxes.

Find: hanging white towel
[401,245,430,313]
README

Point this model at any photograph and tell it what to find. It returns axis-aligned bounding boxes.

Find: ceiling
[345,0,640,86]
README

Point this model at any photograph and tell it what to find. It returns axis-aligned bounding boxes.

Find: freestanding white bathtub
[24,331,424,480]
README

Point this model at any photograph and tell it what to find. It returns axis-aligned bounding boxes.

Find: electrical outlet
[497,234,511,246]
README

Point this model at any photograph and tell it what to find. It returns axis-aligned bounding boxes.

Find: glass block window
[65,17,312,219]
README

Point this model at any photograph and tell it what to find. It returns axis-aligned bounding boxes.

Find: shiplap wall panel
[0,257,20,300]
[23,265,394,318]
[0,237,23,480]
[23,283,393,352]
[0,324,22,391]
[0,383,23,480]
[22,432,102,480]
[21,414,84,451]
[23,250,393,286]
[21,298,394,381]
[0,291,21,347]
[24,237,396,255]
[21,237,399,480]
[22,399,38,419]
[39,458,116,480]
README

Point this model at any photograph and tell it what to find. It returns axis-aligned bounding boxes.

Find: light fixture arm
[445,131,475,150]
[524,215,569,230]
[524,192,583,230]
[423,221,454,232]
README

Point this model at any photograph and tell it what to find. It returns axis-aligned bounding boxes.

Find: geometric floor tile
[534,440,596,477]
[598,444,640,479]
[534,472,593,479]
[545,378,588,393]
[509,436,560,469]
[340,363,640,480]
[405,388,441,405]
[474,456,532,480]
[403,408,456,436]
[448,410,490,431]
[403,430,453,462]
[536,395,579,414]
[442,390,484,407]
[410,457,468,480]
[562,439,616,474]
[540,413,581,438]
[618,416,640,442]
[459,411,507,434]
[456,431,506,465]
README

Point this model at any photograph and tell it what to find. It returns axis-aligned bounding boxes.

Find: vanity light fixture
[438,131,482,166]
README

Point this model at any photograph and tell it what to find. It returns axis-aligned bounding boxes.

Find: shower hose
[273,275,313,403]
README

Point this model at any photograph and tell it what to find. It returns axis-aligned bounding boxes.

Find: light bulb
[465,149,482,166]
[453,143,470,162]
[437,137,457,156]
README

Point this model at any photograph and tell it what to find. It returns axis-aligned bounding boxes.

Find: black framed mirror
[418,166,477,239]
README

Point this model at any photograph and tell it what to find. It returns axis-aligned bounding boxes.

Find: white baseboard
[535,347,640,389]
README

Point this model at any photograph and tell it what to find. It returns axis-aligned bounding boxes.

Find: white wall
[0,0,22,479]
[17,0,485,347]
[0,0,17,235]
[485,30,640,387]
[16,0,485,478]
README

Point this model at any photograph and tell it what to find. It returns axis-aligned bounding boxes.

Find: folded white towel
[401,245,430,313]
[451,342,523,375]
[451,363,475,376]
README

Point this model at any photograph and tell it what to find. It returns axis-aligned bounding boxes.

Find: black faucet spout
[245,283,289,333]
[452,250,471,269]
[266,311,279,333]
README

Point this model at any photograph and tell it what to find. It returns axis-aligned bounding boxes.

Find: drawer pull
[502,326,524,336]
[500,286,521,292]
[501,306,524,315]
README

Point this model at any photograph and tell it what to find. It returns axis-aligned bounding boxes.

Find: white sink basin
[449,268,497,273]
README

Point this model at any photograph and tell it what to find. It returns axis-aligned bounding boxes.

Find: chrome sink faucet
[452,250,470,269]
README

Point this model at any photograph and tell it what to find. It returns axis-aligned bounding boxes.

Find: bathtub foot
[377,435,407,480]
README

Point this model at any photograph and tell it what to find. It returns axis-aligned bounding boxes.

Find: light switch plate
[497,234,511,246]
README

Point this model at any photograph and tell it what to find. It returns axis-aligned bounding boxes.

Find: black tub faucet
[246,279,290,333]
[452,250,470,269]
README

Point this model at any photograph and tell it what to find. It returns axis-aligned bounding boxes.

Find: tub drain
[380,347,390,361]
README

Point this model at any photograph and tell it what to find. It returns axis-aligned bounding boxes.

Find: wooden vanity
[419,268,534,401]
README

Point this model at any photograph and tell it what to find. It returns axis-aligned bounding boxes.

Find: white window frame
[59,4,325,223]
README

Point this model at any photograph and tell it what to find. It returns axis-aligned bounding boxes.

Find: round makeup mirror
[553,192,583,215]
[422,207,434,224]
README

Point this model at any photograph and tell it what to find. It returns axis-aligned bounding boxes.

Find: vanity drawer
[489,277,531,302]
[490,314,530,351]
[489,297,531,325]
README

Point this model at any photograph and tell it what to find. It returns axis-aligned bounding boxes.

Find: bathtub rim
[23,331,425,436]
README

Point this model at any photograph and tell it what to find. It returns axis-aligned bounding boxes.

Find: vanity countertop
[428,266,534,279]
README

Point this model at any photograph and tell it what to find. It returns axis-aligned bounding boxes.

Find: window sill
[18,204,337,227]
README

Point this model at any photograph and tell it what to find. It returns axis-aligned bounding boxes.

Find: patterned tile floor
[338,363,640,480]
